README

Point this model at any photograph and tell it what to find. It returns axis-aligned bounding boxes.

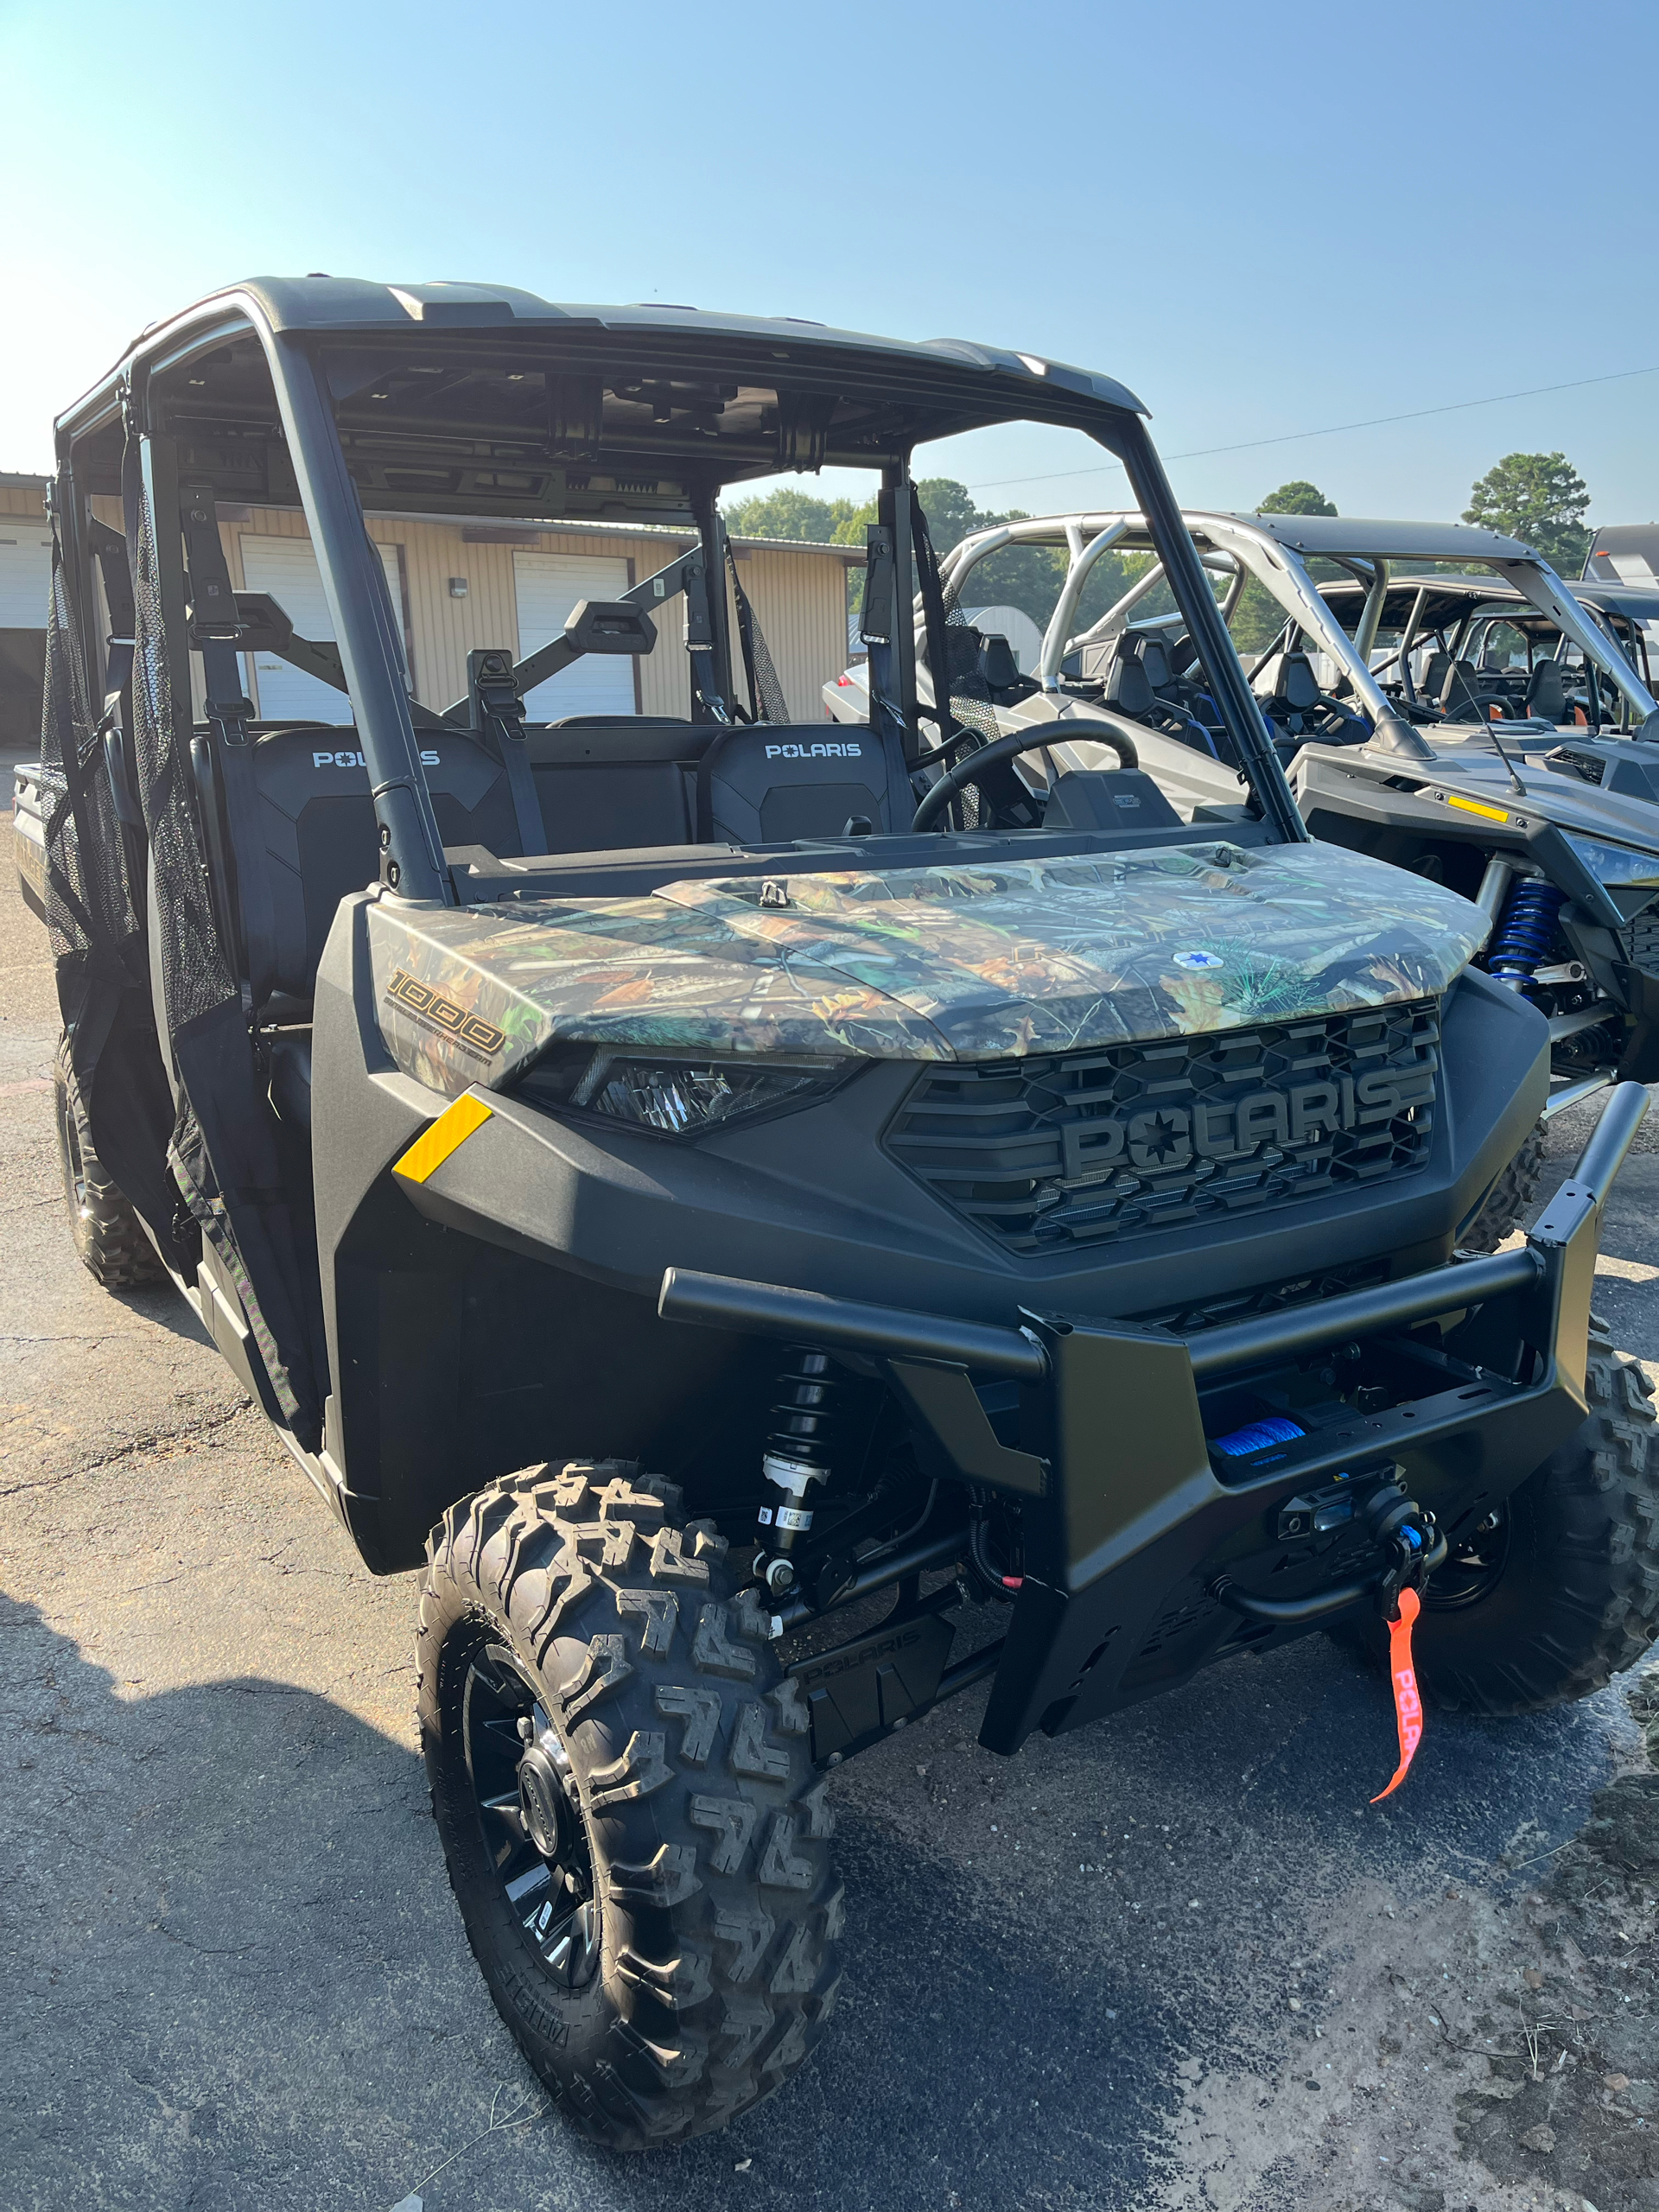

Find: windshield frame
[72,283,1313,899]
[944,512,1659,741]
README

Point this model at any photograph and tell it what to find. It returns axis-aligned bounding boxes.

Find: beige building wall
[0,482,48,522]
[61,488,860,727]
[223,511,853,722]
[730,544,849,721]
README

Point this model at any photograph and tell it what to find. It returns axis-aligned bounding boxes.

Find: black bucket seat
[697,721,912,843]
[1525,659,1568,722]
[1258,652,1369,749]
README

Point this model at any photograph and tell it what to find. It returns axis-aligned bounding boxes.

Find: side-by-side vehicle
[20,282,1659,2148]
[826,512,1659,1236]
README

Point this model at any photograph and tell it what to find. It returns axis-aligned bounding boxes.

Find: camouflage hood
[368,840,1488,1097]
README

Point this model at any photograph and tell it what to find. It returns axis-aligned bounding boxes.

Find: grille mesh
[885,1001,1441,1255]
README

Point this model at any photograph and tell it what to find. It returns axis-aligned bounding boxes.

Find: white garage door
[0,519,54,628]
[239,535,404,722]
[514,551,634,721]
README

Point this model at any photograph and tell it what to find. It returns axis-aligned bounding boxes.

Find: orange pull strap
[1371,1585,1423,1802]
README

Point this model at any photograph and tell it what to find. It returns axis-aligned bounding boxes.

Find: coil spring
[767,1346,841,1479]
[1487,878,1565,992]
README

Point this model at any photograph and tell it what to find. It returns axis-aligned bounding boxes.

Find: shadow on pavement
[106,1280,217,1350]
[0,1586,1633,2212]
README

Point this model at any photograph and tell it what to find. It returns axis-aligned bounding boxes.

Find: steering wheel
[912,724,1139,833]
[1264,688,1367,742]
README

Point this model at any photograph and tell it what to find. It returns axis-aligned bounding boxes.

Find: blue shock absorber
[1486,877,1565,992]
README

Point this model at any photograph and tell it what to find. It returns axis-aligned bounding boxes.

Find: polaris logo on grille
[886,1001,1442,1256]
[764,741,862,760]
[1058,1068,1435,1180]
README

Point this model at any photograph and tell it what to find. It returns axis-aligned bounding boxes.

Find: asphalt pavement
[3,753,1656,2212]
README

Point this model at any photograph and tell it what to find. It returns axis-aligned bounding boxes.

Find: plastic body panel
[312,887,1548,1573]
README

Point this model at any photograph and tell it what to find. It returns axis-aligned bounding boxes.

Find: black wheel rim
[461,1638,601,1989]
[1426,1503,1511,1610]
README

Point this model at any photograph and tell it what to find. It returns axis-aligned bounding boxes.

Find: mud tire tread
[52,1035,162,1288]
[417,1459,840,2151]
[1344,1318,1659,1715]
[1458,1116,1548,1254]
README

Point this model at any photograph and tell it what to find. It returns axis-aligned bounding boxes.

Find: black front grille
[1132,1255,1394,1337]
[885,1001,1440,1255]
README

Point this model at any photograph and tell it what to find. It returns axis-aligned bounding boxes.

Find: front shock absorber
[1486,875,1565,994]
[757,1347,840,1596]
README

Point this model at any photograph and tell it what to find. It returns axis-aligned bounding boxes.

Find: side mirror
[1637,708,1659,746]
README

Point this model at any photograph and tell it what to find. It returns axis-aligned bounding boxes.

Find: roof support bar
[690,490,735,724]
[1112,421,1308,844]
[1038,518,1131,689]
[266,335,450,904]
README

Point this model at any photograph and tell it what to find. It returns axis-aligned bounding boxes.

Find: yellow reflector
[394,1093,494,1185]
[1446,794,1510,823]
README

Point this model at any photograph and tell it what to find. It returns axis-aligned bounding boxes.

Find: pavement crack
[0,1402,254,1496]
[0,1468,79,1498]
[0,1332,151,1344]
[153,1923,265,1959]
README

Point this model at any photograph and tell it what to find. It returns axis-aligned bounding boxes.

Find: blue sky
[3,0,1656,531]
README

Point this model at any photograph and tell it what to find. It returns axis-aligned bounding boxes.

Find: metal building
[0,470,861,742]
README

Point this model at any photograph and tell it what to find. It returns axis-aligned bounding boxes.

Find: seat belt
[682,546,731,726]
[909,488,956,748]
[726,543,762,723]
[861,519,907,753]
[179,483,279,1018]
[467,648,547,856]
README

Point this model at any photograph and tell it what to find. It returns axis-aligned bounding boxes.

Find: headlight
[512,1045,855,1138]
[1563,831,1659,890]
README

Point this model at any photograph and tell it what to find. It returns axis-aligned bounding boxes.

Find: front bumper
[662,1082,1649,1757]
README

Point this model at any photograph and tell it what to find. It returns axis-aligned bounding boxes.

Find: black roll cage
[51,281,1308,907]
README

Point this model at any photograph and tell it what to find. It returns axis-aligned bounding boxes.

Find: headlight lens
[1563,831,1659,889]
[512,1045,854,1137]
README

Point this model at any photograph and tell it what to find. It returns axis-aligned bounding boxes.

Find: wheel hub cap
[517,1743,569,1859]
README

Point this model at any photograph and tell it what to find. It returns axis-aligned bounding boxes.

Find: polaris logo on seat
[314,748,442,768]
[763,740,862,761]
[1057,1067,1436,1181]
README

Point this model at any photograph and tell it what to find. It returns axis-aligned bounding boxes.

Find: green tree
[723,486,862,543]
[1256,480,1338,518]
[730,474,1152,649]
[1462,451,1591,571]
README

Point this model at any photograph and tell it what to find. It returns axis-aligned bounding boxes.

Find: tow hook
[1359,1481,1446,1620]
[1211,1478,1446,1627]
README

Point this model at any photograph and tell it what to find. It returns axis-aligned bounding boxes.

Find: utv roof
[943,511,1537,566]
[1576,579,1659,622]
[1319,573,1659,627]
[56,277,1148,506]
[1237,513,1537,563]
